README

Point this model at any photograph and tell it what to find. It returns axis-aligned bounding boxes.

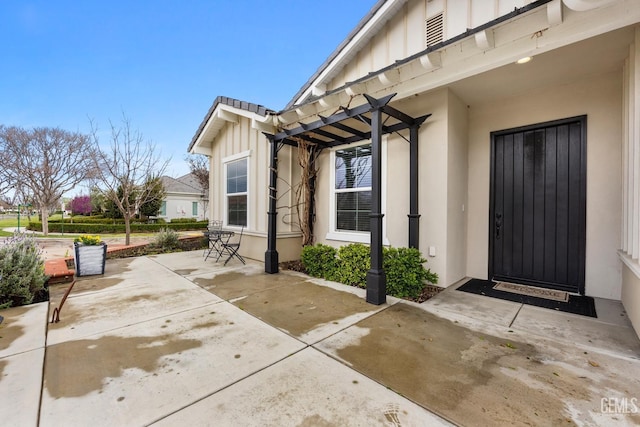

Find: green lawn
[0,214,63,236]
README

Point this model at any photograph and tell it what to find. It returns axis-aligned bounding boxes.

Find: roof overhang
[279,0,639,126]
[287,0,407,108]
[189,97,276,155]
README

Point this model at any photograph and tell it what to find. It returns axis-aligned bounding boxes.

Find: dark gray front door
[489,116,586,294]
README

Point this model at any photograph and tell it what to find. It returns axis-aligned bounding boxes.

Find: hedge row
[49,217,200,225]
[301,243,438,300]
[27,221,208,234]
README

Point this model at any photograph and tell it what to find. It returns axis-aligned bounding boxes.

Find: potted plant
[73,235,107,276]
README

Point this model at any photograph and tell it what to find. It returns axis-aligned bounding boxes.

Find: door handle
[495,213,502,240]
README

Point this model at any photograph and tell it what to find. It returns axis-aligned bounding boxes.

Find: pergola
[264,93,430,305]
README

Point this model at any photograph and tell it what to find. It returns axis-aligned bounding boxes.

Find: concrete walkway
[1,251,640,426]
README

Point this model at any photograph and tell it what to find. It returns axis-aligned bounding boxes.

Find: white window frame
[326,138,388,244]
[223,150,251,229]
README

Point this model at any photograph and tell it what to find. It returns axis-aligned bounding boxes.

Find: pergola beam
[324,120,368,140]
[264,93,429,307]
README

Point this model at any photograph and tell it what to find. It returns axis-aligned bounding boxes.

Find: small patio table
[203,229,234,261]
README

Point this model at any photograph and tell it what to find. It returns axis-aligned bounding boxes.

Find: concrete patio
[1,250,639,426]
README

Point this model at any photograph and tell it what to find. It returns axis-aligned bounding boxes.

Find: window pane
[226,158,247,195]
[357,191,372,211]
[337,210,356,231]
[355,155,372,187]
[227,161,237,178]
[227,177,236,194]
[192,202,198,216]
[357,211,371,232]
[236,158,247,176]
[335,155,347,189]
[236,175,247,193]
[335,144,371,190]
[336,190,371,232]
[228,195,247,226]
[336,192,356,211]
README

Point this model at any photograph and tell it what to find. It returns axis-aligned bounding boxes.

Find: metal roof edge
[188,96,275,152]
[284,0,389,110]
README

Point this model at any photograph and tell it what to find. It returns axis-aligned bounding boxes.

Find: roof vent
[425,12,444,47]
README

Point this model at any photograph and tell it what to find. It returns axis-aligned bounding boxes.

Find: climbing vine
[295,138,320,246]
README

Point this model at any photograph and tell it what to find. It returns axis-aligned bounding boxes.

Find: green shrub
[334,243,370,287]
[169,218,198,223]
[153,228,180,250]
[0,233,48,309]
[27,221,208,234]
[300,242,438,300]
[300,244,339,278]
[383,247,438,299]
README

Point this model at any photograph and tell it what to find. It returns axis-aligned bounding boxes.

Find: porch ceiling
[448,25,635,107]
[270,93,430,147]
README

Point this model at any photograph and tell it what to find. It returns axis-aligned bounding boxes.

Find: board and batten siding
[207,115,302,262]
[326,0,538,93]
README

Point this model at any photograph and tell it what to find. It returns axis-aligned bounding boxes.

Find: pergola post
[268,93,428,303]
[366,107,386,305]
[265,138,279,273]
[408,124,420,249]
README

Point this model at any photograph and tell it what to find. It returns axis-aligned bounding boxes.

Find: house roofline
[188,96,275,153]
[284,0,393,109]
[281,0,553,114]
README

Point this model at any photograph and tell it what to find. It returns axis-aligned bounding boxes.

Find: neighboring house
[159,173,208,221]
[189,0,640,336]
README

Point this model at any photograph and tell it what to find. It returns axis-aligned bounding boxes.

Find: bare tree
[0,125,96,235]
[185,153,209,218]
[0,131,14,197]
[185,154,209,193]
[90,115,170,245]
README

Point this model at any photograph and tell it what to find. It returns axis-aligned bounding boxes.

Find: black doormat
[456,278,597,318]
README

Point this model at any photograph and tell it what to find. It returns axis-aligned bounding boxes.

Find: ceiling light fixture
[516,56,532,64]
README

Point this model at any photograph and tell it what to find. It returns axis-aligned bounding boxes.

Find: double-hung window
[334,144,372,233]
[225,155,248,227]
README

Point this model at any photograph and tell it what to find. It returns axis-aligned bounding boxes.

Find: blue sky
[1,1,377,184]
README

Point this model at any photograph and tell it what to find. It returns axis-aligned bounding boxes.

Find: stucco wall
[446,91,469,285]
[466,71,623,299]
[313,88,462,287]
[162,194,206,221]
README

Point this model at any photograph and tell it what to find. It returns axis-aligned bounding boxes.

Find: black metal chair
[220,226,245,266]
[204,220,223,261]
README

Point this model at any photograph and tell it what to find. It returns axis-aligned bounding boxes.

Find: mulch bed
[279,260,443,303]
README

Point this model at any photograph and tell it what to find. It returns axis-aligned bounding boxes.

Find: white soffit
[563,0,618,11]
[191,104,274,153]
[391,0,639,102]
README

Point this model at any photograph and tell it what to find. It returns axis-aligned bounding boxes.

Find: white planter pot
[74,243,107,276]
